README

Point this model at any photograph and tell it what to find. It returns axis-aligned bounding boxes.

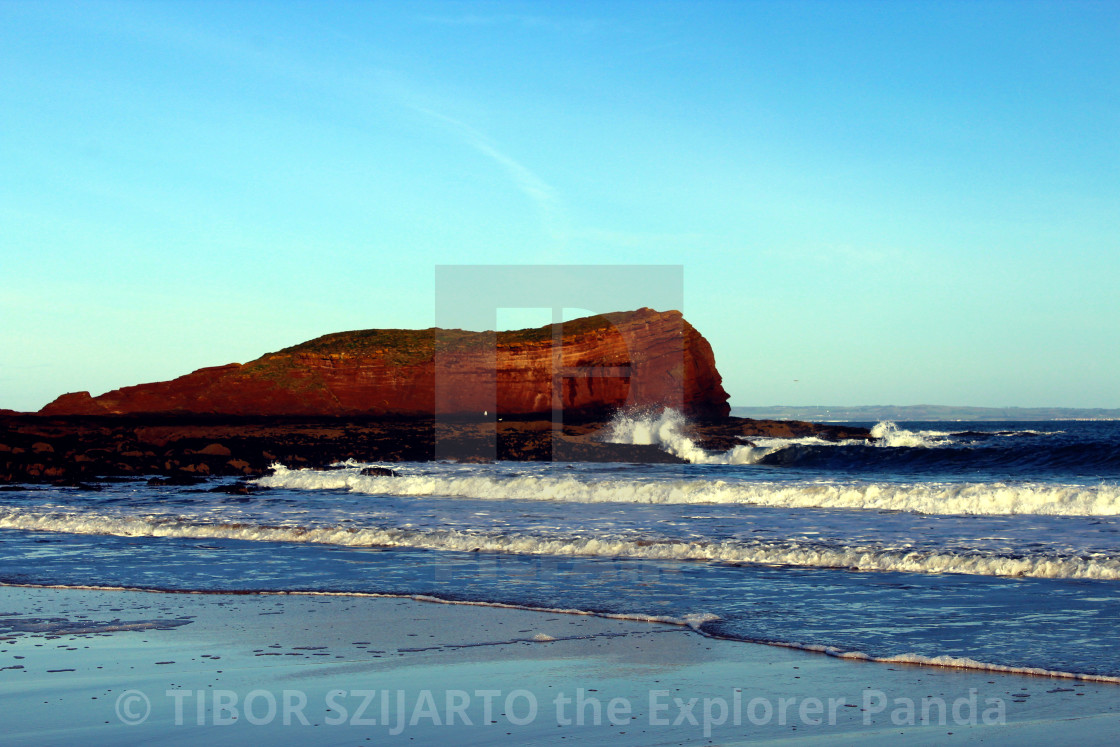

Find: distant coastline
[731,405,1120,422]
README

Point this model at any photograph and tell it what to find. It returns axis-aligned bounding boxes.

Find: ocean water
[2,410,1120,681]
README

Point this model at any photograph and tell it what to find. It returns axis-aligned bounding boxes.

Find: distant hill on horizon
[731,405,1120,422]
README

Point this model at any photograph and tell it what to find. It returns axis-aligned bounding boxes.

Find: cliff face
[40,309,731,419]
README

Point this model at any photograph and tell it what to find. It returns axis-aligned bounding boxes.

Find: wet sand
[2,586,1119,745]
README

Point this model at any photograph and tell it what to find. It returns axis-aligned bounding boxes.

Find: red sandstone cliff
[40,308,730,419]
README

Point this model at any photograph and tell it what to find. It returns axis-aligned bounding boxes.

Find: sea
[2,409,1120,681]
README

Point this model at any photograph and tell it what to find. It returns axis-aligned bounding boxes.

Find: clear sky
[2,0,1118,411]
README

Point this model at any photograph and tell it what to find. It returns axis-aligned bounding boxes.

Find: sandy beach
[5,0,1117,743]
[2,585,1118,745]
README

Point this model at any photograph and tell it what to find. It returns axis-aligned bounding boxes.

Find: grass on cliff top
[279,328,442,361]
[498,313,617,345]
[243,310,664,372]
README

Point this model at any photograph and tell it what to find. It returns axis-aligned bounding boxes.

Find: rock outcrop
[40,309,730,420]
[0,414,874,485]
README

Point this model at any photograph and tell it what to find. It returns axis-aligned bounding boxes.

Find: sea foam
[605,409,954,463]
[4,508,1119,580]
[256,463,1120,516]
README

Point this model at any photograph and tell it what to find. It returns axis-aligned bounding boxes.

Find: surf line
[4,581,1119,685]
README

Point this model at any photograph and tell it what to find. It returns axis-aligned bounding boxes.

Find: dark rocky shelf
[0,413,870,485]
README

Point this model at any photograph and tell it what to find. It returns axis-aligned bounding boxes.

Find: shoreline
[3,585,1120,745]
[6,581,1120,686]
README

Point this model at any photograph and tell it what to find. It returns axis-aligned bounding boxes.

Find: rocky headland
[39,308,729,419]
[2,309,870,484]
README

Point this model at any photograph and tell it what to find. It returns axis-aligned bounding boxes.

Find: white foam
[255,464,1120,516]
[762,642,1120,684]
[4,509,1119,580]
[604,410,959,466]
[868,421,952,448]
[606,408,718,462]
[604,408,823,465]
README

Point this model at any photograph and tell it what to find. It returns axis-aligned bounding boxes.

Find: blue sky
[2,0,1117,411]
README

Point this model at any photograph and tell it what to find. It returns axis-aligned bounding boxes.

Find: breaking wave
[255,463,1120,516]
[4,508,1120,580]
[606,408,772,464]
[869,421,952,447]
[603,409,1120,475]
[604,410,953,463]
[740,641,1120,684]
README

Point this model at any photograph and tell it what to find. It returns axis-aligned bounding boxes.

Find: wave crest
[4,508,1120,580]
[602,410,1120,475]
[257,463,1120,516]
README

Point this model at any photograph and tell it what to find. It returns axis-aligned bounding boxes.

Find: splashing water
[605,408,710,462]
[604,408,814,465]
[870,421,952,448]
